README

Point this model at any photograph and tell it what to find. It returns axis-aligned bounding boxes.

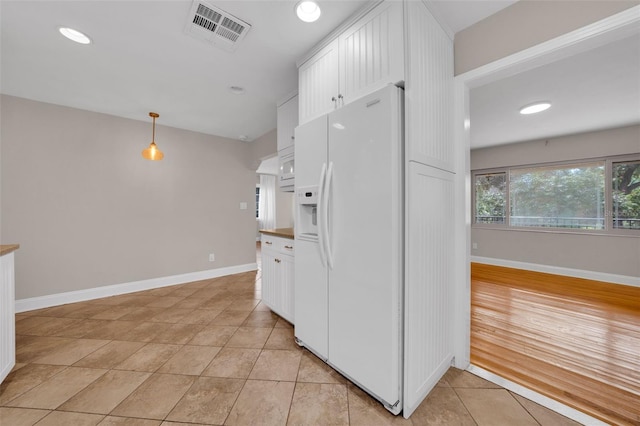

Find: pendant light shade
[142,112,164,160]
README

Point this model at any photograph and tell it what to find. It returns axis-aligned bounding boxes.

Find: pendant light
[142,112,164,161]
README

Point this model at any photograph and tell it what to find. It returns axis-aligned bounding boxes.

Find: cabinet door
[339,0,404,105]
[277,95,298,152]
[404,0,454,172]
[0,253,16,383]
[279,255,295,323]
[404,162,454,418]
[261,248,279,312]
[298,40,339,125]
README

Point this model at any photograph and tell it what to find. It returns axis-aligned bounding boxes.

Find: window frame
[609,154,640,234]
[472,154,640,236]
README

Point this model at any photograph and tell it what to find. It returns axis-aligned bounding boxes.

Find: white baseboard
[470,256,640,288]
[15,262,258,313]
[467,365,608,426]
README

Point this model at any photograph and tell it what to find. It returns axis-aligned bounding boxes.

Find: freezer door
[326,85,404,408]
[294,115,328,191]
[294,238,329,359]
[294,115,329,359]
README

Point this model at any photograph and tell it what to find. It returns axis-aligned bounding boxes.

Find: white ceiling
[470,33,640,149]
[10,0,631,149]
[0,0,515,143]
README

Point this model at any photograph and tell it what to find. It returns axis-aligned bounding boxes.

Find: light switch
[240,202,248,210]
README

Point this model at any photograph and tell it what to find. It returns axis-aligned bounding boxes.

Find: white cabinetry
[299,40,339,125]
[298,0,404,124]
[1,251,16,384]
[277,93,298,152]
[261,234,294,323]
[339,1,404,105]
[404,0,454,172]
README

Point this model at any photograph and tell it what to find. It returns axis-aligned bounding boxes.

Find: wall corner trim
[470,256,639,288]
[15,263,259,313]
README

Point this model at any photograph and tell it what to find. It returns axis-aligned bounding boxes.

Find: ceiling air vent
[185,1,251,52]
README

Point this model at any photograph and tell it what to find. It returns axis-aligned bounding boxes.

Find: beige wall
[471,125,640,277]
[454,0,638,75]
[1,95,259,299]
[248,129,294,237]
[249,129,277,169]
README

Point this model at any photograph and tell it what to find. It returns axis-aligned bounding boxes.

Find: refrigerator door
[326,85,404,409]
[294,115,329,359]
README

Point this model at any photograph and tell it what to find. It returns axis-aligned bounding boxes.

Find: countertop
[0,244,20,256]
[259,228,294,240]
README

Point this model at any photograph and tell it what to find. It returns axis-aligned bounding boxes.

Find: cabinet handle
[275,258,281,263]
[265,241,273,245]
[332,96,337,108]
[284,245,293,250]
[291,136,295,140]
[338,94,344,107]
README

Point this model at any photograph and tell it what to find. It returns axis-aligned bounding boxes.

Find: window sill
[471,224,639,238]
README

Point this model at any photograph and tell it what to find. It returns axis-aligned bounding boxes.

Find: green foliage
[474,161,640,230]
[475,173,505,223]
[510,163,605,220]
[613,162,640,228]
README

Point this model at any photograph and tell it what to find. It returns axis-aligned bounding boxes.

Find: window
[475,172,506,224]
[473,156,639,234]
[255,186,260,219]
[510,162,604,229]
[612,160,640,230]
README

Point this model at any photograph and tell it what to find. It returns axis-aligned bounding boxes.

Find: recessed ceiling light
[296,1,321,23]
[239,135,249,141]
[58,27,91,45]
[229,86,246,95]
[520,102,551,115]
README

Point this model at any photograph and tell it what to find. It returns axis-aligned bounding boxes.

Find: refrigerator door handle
[324,161,334,269]
[317,162,327,267]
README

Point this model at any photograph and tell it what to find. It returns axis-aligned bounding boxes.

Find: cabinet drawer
[261,235,294,255]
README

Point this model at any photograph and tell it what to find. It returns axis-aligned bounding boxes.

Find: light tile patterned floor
[0,249,580,425]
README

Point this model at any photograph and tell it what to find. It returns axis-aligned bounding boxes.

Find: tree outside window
[473,156,639,233]
[612,160,640,230]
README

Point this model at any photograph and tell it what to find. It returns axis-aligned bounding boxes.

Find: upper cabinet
[298,40,339,126]
[277,93,298,152]
[298,1,404,125]
[404,0,454,172]
[339,1,404,106]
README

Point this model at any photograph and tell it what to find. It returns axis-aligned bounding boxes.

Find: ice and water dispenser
[296,186,319,241]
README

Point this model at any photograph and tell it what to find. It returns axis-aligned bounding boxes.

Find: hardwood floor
[471,262,640,426]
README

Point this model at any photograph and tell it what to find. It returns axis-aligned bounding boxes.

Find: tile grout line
[449,384,480,426]
[508,390,544,426]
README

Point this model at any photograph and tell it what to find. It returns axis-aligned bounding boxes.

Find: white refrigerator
[294,84,404,413]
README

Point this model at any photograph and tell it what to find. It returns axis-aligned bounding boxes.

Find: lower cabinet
[261,235,294,324]
[1,252,16,384]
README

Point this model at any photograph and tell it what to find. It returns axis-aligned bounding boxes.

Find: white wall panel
[403,162,454,417]
[405,1,454,172]
[0,253,16,383]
